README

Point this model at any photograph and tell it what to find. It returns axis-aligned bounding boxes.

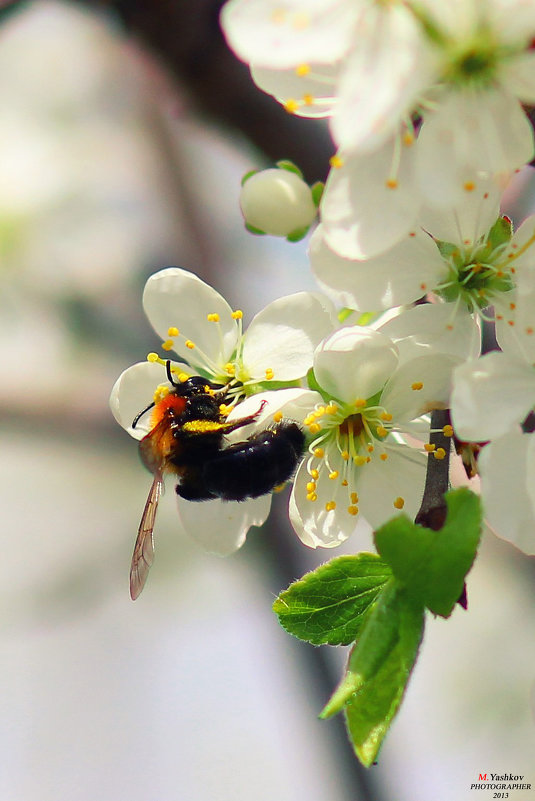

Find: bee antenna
[132,401,155,429]
[166,360,180,387]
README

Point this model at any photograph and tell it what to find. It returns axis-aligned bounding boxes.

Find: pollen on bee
[153,384,170,403]
[393,496,405,509]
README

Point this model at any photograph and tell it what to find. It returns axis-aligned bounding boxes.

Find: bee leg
[175,475,217,502]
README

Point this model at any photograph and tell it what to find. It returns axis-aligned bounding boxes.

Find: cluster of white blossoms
[111,0,535,566]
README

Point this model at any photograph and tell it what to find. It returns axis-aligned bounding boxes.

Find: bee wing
[130,474,164,600]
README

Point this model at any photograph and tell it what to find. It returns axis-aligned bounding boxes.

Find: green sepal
[273,553,392,646]
[311,181,324,207]
[356,311,378,326]
[485,215,513,252]
[241,169,258,186]
[286,225,310,242]
[306,367,324,396]
[275,159,304,179]
[245,222,266,235]
[320,581,424,766]
[338,307,358,324]
[374,488,482,618]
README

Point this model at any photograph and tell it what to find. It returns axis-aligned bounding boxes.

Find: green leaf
[275,159,304,178]
[320,582,424,767]
[374,488,482,617]
[273,553,392,646]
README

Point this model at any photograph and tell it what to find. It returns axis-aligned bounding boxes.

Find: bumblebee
[129,363,305,599]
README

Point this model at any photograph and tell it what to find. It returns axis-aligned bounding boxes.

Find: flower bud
[240,167,318,239]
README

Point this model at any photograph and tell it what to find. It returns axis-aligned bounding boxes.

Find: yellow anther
[354,398,366,408]
[295,63,310,76]
[385,178,398,189]
[354,454,366,466]
[224,362,235,375]
[366,456,371,463]
[231,310,243,320]
[376,425,387,437]
[403,131,414,146]
[328,471,339,480]
[329,155,344,169]
[265,367,275,380]
[306,492,318,502]
[308,422,321,434]
[341,450,350,461]
[411,381,423,391]
[177,372,190,383]
[313,447,324,459]
[273,483,286,493]
[162,339,174,351]
[316,406,326,416]
[219,404,231,416]
[367,445,374,453]
[284,98,299,114]
[325,501,336,512]
[434,447,446,460]
[394,497,405,509]
[207,313,220,322]
[380,453,388,461]
[309,468,319,480]
[463,181,475,192]
[302,94,314,106]
[350,492,359,504]
[443,425,454,437]
[347,505,359,516]
[271,8,286,24]
[167,326,179,337]
[424,443,436,452]
[273,411,283,423]
[147,352,159,363]
[185,340,195,349]
[380,411,393,421]
[326,403,338,414]
[341,479,348,486]
[306,481,316,493]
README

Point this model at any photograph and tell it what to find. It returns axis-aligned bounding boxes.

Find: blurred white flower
[239,165,318,239]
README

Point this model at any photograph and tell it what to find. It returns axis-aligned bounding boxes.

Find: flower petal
[495,283,535,363]
[380,353,461,423]
[142,268,239,371]
[314,326,399,402]
[378,303,481,363]
[309,224,446,311]
[321,137,422,259]
[176,495,271,556]
[109,360,169,440]
[220,0,360,68]
[251,62,338,117]
[243,291,336,381]
[479,432,535,555]
[356,445,427,528]
[451,351,535,441]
